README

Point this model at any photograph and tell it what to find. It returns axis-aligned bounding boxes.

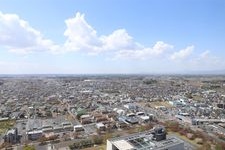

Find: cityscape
[1,0,225,150]
[1,75,225,149]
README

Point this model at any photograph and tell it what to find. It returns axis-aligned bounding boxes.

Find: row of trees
[38,135,59,145]
[163,121,225,150]
[69,135,103,150]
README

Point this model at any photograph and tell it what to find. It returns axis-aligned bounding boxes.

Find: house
[96,122,106,131]
[74,125,85,132]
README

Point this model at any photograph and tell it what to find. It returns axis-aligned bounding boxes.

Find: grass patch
[0,120,15,135]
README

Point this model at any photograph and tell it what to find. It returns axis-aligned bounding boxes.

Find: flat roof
[109,130,184,150]
[54,126,63,129]
[140,116,150,120]
[96,122,105,127]
[27,130,42,134]
[63,125,73,128]
[74,125,83,128]
[113,140,134,150]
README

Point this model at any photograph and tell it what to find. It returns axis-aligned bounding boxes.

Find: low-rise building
[74,125,85,132]
[107,126,184,150]
[96,122,106,131]
[27,130,42,140]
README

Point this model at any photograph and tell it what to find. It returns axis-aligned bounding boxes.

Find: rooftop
[108,130,184,150]
[7,128,16,135]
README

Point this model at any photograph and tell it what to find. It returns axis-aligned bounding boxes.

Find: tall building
[107,126,184,150]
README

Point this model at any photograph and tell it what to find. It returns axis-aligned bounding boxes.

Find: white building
[107,129,184,150]
[74,125,85,132]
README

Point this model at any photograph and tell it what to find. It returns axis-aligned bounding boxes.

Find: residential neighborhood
[1,75,225,149]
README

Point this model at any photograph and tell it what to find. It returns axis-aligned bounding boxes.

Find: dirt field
[139,101,173,108]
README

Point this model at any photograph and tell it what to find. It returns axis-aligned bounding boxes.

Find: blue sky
[0,0,225,74]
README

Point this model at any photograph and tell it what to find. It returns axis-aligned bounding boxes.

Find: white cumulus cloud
[190,50,224,70]
[199,50,210,59]
[115,41,173,60]
[64,12,102,52]
[63,12,174,58]
[0,11,198,63]
[100,29,138,51]
[0,11,59,54]
[170,45,194,60]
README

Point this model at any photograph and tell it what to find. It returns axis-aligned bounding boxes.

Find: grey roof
[108,130,184,150]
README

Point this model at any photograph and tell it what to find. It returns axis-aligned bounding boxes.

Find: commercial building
[107,126,184,150]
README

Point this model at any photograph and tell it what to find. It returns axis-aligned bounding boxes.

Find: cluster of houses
[1,75,225,147]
